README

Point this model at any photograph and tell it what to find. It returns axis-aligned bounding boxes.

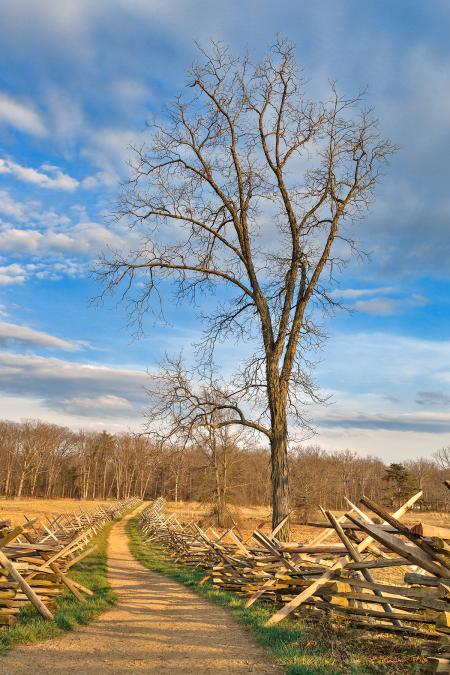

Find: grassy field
[2,496,446,538]
[128,516,425,675]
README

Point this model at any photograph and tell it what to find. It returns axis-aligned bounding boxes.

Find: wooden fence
[138,490,450,673]
[0,497,140,625]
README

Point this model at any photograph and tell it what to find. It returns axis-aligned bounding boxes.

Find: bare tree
[434,446,450,470]
[97,39,393,537]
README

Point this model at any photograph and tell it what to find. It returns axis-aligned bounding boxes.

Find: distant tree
[97,38,393,538]
[434,446,450,470]
[383,463,411,507]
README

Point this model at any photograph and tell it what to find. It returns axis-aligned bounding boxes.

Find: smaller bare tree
[146,358,249,525]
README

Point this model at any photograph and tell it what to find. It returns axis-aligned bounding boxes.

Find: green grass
[127,518,425,675]
[0,517,120,651]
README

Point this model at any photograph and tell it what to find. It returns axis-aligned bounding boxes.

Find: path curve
[0,507,280,674]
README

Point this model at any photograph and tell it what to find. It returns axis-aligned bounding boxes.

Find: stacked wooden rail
[138,489,450,673]
[0,497,140,627]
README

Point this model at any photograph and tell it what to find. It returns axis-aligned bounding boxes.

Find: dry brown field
[165,499,450,539]
[1,497,448,538]
[0,497,115,527]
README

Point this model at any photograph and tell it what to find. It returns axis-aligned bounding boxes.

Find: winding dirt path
[0,508,280,674]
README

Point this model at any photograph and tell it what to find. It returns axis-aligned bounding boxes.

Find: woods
[1,418,448,515]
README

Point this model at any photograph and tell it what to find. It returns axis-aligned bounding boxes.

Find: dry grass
[4,497,446,540]
[0,497,114,527]
[165,499,449,538]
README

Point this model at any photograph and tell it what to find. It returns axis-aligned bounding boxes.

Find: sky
[1,0,450,463]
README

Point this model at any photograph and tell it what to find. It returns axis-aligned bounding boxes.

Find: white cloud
[330,287,394,300]
[0,159,78,190]
[353,297,399,316]
[312,332,450,454]
[320,331,450,398]
[0,92,46,136]
[43,87,85,150]
[354,294,427,316]
[59,394,133,416]
[316,408,450,433]
[0,263,27,285]
[0,351,149,419]
[82,127,139,184]
[0,222,129,258]
[329,288,428,316]
[0,190,32,220]
[0,321,79,351]
[0,190,135,280]
[312,426,450,463]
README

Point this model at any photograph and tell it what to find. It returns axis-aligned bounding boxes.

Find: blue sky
[1,0,450,462]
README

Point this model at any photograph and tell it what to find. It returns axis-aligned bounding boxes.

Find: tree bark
[270,404,290,540]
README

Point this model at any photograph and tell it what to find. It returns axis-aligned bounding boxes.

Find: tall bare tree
[97,39,393,537]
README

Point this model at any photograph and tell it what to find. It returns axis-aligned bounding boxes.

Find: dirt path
[0,508,280,674]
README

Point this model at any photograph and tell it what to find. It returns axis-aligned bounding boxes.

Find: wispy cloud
[329,286,428,316]
[58,394,133,416]
[0,159,78,190]
[330,287,394,300]
[354,294,428,316]
[353,297,399,316]
[0,321,80,351]
[317,409,450,433]
[416,390,450,407]
[0,222,125,257]
[0,190,33,220]
[0,259,86,285]
[0,92,46,136]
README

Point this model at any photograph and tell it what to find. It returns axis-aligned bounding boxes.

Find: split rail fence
[0,496,140,626]
[138,490,450,673]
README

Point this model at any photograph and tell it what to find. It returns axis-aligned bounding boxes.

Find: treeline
[289,447,450,521]
[0,420,156,500]
[0,420,449,519]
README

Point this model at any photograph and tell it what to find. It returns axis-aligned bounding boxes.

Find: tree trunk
[30,465,40,496]
[270,408,290,540]
[102,462,108,500]
[174,471,179,503]
[4,465,12,497]
[215,472,226,528]
[16,470,26,498]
